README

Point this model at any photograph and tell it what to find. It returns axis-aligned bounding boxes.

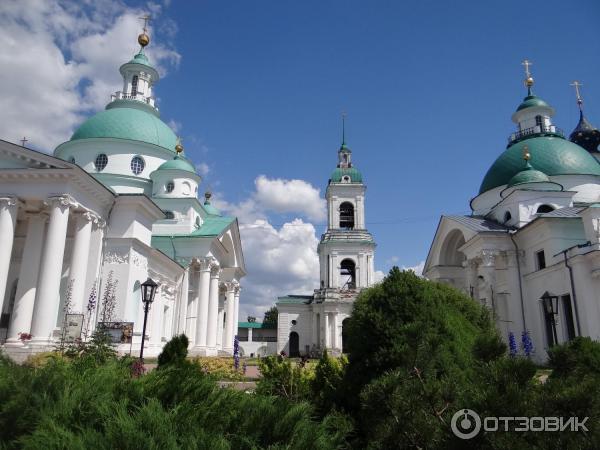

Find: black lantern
[540,291,558,316]
[139,278,158,361]
[540,291,559,346]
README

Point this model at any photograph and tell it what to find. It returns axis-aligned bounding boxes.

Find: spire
[341,111,347,149]
[571,80,584,114]
[522,59,534,95]
[137,15,151,50]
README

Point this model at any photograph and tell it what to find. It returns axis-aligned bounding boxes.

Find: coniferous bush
[157,334,189,369]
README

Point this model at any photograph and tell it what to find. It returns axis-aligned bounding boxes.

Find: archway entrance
[289,331,300,357]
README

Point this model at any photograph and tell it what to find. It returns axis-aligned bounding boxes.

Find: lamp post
[540,291,559,346]
[139,278,158,361]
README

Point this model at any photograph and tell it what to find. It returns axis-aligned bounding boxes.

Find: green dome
[128,51,151,67]
[516,95,551,112]
[507,163,550,187]
[331,167,363,183]
[156,156,196,173]
[479,136,600,194]
[71,107,177,151]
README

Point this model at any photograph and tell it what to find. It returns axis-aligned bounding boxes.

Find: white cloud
[237,219,320,319]
[402,261,425,276]
[195,162,210,176]
[254,175,327,222]
[374,270,386,283]
[386,256,400,265]
[0,0,180,151]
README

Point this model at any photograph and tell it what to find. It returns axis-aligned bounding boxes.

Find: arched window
[94,154,108,171]
[130,155,145,175]
[289,331,300,357]
[131,75,138,96]
[535,115,544,130]
[536,204,554,214]
[504,211,512,223]
[166,181,175,193]
[164,211,175,219]
[339,202,355,229]
[340,259,356,290]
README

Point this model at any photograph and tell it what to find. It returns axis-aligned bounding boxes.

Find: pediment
[0,139,70,170]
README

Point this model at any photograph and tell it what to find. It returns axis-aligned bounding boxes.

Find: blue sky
[1,0,599,317]
[154,0,600,269]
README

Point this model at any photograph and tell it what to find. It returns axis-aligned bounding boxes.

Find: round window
[166,181,175,193]
[131,155,145,175]
[94,154,108,171]
[69,156,76,164]
[164,211,175,219]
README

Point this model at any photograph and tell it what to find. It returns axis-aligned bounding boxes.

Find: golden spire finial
[175,136,184,154]
[523,145,531,161]
[522,59,534,91]
[138,15,151,48]
[570,80,584,110]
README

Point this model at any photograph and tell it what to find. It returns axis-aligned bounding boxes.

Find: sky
[1,0,600,320]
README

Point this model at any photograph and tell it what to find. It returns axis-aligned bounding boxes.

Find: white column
[206,264,220,354]
[68,212,93,313]
[30,196,72,344]
[223,281,236,353]
[6,213,46,344]
[217,304,224,349]
[233,284,240,338]
[333,313,340,350]
[176,268,189,335]
[186,271,199,343]
[247,326,253,344]
[324,313,330,348]
[0,196,19,317]
[194,258,212,350]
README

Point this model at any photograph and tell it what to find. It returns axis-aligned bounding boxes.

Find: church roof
[479,136,600,194]
[70,106,178,152]
[444,215,509,232]
[156,156,196,173]
[188,216,235,237]
[569,112,600,153]
[127,51,152,68]
[238,321,276,329]
[515,94,552,112]
[330,167,363,183]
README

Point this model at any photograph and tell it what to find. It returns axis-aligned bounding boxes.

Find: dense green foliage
[259,268,600,449]
[262,306,278,327]
[0,346,348,449]
[157,333,189,369]
[256,355,313,401]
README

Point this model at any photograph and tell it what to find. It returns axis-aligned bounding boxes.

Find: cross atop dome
[568,80,600,154]
[522,59,534,95]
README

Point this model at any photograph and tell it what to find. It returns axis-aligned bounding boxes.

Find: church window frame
[339,202,355,229]
[340,258,357,290]
[164,211,175,220]
[130,155,145,175]
[536,204,554,214]
[535,249,546,271]
[131,75,139,96]
[503,211,512,223]
[166,181,175,193]
[94,153,108,172]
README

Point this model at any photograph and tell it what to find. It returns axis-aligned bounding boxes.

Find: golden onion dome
[138,32,150,47]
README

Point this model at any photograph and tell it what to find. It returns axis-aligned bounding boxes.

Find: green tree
[263,306,278,328]
[157,334,189,369]
[311,350,347,416]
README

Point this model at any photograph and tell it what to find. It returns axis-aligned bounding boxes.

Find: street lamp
[139,277,158,360]
[540,291,559,346]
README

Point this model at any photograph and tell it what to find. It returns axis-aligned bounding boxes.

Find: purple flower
[508,331,518,357]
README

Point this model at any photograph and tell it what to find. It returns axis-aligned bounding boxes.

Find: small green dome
[156,156,196,173]
[203,202,220,215]
[70,107,177,151]
[516,95,551,112]
[479,136,600,194]
[331,167,362,183]
[507,162,550,187]
[128,51,151,67]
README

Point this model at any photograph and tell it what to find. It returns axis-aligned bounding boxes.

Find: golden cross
[521,59,532,78]
[570,80,583,105]
[139,15,151,33]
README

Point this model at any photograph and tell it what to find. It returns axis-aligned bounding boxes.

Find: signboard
[63,314,84,342]
[98,321,134,344]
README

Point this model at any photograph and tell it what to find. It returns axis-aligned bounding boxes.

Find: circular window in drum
[130,155,145,175]
[164,211,175,219]
[94,153,108,171]
[166,181,175,193]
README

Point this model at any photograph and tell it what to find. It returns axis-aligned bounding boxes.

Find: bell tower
[317,119,376,294]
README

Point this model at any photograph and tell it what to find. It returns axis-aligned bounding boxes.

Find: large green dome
[479,136,600,194]
[70,106,177,151]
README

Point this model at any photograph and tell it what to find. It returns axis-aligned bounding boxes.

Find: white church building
[277,136,376,356]
[0,30,245,360]
[425,64,600,361]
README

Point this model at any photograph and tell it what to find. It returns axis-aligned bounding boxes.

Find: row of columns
[188,257,240,355]
[315,311,342,350]
[0,195,101,347]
